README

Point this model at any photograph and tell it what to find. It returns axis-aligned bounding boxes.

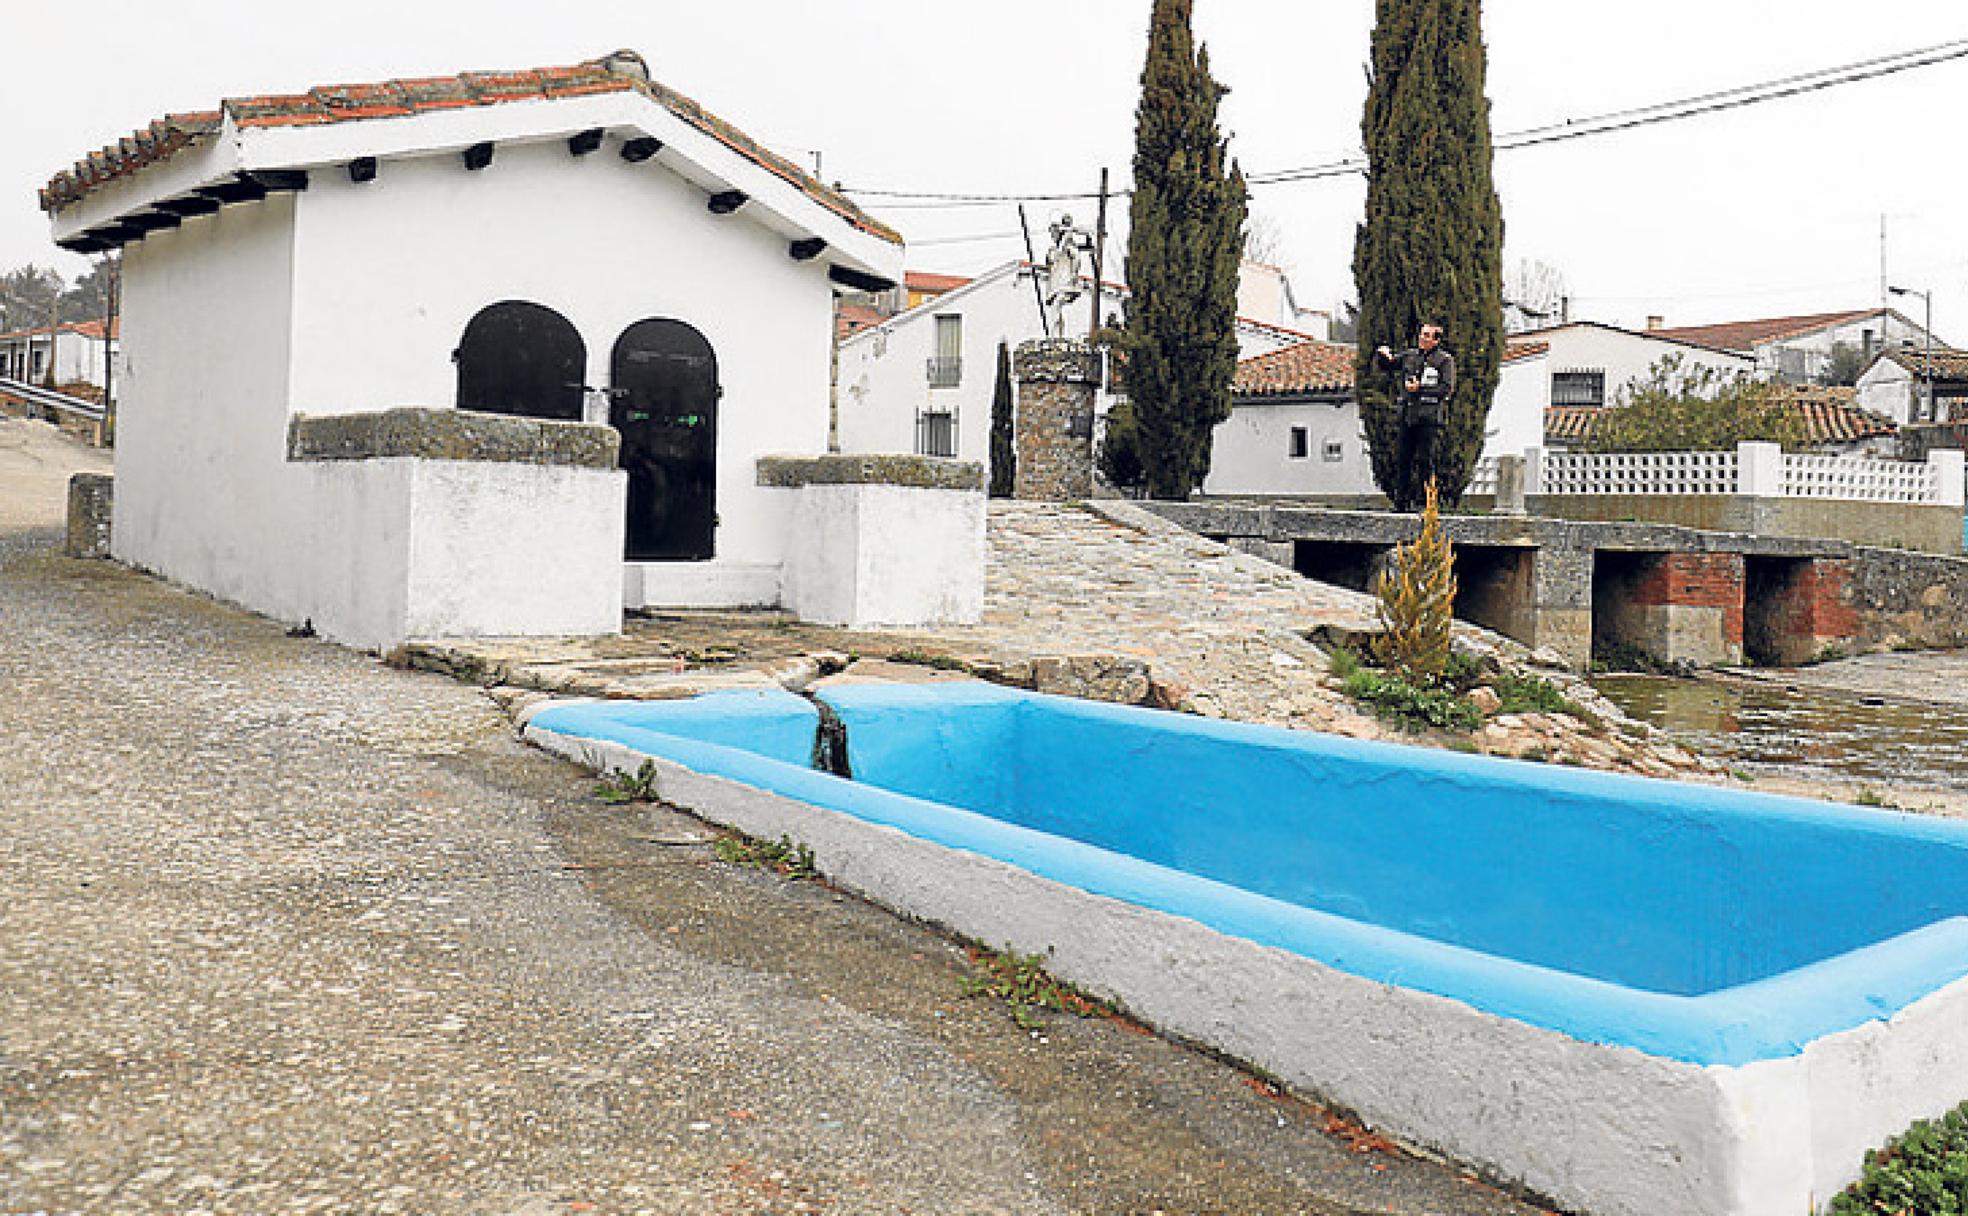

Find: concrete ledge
[755,453,984,492]
[65,472,113,558]
[287,407,620,468]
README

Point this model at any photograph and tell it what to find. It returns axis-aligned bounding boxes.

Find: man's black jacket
[1375,346,1456,423]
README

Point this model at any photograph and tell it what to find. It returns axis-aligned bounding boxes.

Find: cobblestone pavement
[1,421,1551,1214]
[959,502,1385,731]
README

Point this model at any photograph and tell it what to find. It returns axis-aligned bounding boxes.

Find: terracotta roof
[1503,341,1549,363]
[1545,387,1897,447]
[904,271,970,295]
[1647,309,1886,353]
[1874,346,1968,381]
[41,51,901,246]
[1233,340,1356,397]
[0,319,117,341]
[835,302,887,341]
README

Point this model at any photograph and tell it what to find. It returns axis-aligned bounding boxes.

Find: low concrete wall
[288,407,626,648]
[760,453,986,628]
[1534,494,1963,556]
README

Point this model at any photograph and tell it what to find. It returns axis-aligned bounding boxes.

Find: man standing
[1374,322,1455,510]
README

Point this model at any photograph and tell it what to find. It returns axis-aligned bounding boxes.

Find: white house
[1649,307,1935,384]
[0,319,116,395]
[836,258,1314,479]
[39,50,965,648]
[1504,320,1754,410]
[1855,346,1968,426]
[1202,335,1577,499]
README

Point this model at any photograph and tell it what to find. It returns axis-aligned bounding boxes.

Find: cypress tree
[1352,0,1505,512]
[988,341,1016,497]
[1122,0,1248,501]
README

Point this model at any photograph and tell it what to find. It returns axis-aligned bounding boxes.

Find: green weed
[714,831,820,880]
[595,760,661,805]
[960,944,1112,1033]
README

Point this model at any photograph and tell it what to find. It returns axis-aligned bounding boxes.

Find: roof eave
[52,90,901,284]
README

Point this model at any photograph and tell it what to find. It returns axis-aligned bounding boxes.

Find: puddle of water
[1593,673,1968,791]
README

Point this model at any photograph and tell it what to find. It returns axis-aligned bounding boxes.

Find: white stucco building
[1650,307,1936,385]
[39,51,983,648]
[1201,337,1557,499]
[1855,346,1968,426]
[837,258,1313,482]
[1504,321,1754,411]
[0,320,116,394]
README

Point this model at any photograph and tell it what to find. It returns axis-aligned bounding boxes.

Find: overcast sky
[5,1,1967,340]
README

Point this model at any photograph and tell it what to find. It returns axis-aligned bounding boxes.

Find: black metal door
[611,318,718,561]
[454,301,586,421]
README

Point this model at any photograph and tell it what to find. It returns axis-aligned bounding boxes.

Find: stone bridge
[1142,501,1968,671]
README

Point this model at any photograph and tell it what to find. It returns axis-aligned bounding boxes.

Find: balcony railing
[926,356,963,389]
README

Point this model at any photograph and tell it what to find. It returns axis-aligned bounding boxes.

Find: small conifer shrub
[1373,479,1457,685]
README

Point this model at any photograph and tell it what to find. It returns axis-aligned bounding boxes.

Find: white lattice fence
[1541,450,1741,496]
[1781,455,1935,502]
[1467,457,1499,495]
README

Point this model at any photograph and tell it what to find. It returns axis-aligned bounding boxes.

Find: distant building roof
[1507,319,1750,361]
[1503,341,1549,363]
[40,50,901,247]
[835,303,887,341]
[903,271,971,296]
[1647,309,1887,353]
[0,319,117,341]
[1545,386,1896,447]
[1233,340,1355,397]
[1872,346,1968,381]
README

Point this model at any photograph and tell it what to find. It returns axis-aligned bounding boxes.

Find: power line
[840,37,1968,204]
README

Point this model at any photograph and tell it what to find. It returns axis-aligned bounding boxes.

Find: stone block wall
[1596,552,1746,667]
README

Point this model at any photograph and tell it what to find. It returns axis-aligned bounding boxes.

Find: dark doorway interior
[454,300,586,421]
[611,318,719,562]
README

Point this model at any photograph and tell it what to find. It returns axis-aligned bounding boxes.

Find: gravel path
[0,419,1545,1215]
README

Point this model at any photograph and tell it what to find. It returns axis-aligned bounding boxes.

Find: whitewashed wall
[1490,350,1549,456]
[299,458,625,648]
[1856,357,1918,424]
[1532,324,1753,406]
[837,266,1128,477]
[286,138,837,609]
[112,195,302,619]
[1203,400,1376,497]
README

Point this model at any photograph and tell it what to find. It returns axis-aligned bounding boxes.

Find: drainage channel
[794,689,854,779]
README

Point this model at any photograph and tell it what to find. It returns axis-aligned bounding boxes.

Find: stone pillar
[1493,454,1527,516]
[1604,551,1746,668]
[1927,447,1965,508]
[1012,338,1099,501]
[1737,440,1783,498]
[65,472,113,558]
[1529,545,1595,670]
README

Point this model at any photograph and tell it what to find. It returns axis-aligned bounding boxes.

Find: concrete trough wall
[524,685,1968,1216]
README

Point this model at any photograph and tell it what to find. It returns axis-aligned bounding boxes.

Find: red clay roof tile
[1233,340,1356,397]
[40,53,900,246]
[1647,309,1887,352]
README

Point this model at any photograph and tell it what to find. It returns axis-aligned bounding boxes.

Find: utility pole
[102,256,119,442]
[1018,204,1048,338]
[1088,167,1109,342]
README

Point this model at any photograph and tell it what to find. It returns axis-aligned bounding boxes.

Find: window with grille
[1551,370,1606,408]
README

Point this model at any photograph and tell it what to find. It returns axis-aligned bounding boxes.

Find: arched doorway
[454,301,586,422]
[611,318,718,561]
